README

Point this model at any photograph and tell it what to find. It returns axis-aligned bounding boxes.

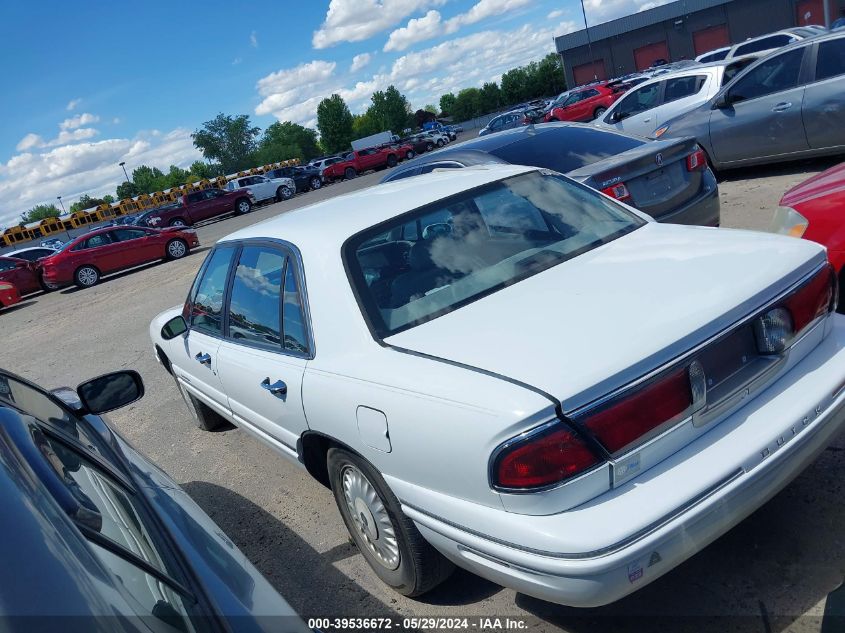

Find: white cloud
[66,98,82,111]
[384,10,443,51]
[232,57,243,65]
[547,9,564,19]
[16,134,44,152]
[444,0,533,32]
[112,117,121,124]
[0,128,201,228]
[384,0,533,51]
[313,0,444,48]
[582,0,671,25]
[350,52,373,72]
[250,30,258,47]
[60,112,99,130]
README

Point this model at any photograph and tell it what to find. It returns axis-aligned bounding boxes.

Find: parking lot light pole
[578,0,597,82]
[119,161,130,185]
[57,196,65,213]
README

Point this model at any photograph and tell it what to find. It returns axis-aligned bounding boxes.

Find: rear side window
[735,34,794,56]
[815,38,845,81]
[228,246,284,350]
[283,264,309,354]
[491,128,643,173]
[113,228,148,242]
[664,75,706,102]
[190,246,235,336]
[613,82,663,118]
[729,48,805,102]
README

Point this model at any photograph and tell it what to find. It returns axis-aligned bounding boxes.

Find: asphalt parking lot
[4,153,845,632]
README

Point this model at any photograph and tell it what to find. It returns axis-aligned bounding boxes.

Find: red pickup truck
[144,188,256,227]
[322,147,403,181]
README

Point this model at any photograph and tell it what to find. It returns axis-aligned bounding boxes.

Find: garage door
[796,0,826,25]
[693,24,730,56]
[634,41,670,70]
[572,60,607,86]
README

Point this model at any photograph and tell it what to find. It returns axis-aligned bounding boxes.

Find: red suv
[39,225,200,288]
[544,84,624,123]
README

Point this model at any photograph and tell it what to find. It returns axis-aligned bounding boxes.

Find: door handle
[772,102,793,112]
[261,378,288,397]
[194,352,211,366]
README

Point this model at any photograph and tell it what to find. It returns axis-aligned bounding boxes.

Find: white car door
[171,245,238,418]
[649,74,710,131]
[599,81,665,136]
[216,243,311,456]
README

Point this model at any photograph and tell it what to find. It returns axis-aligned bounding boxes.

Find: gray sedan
[654,30,845,170]
[381,122,720,227]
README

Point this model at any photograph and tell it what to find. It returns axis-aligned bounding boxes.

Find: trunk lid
[569,137,702,219]
[385,223,825,410]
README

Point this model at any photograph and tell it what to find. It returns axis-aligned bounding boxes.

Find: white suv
[226,174,295,203]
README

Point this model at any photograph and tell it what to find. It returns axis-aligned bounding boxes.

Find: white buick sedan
[150,164,845,607]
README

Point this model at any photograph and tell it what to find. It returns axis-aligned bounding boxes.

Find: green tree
[317,94,354,153]
[501,67,530,105]
[164,165,189,189]
[424,104,438,115]
[530,53,566,97]
[21,204,61,224]
[351,112,382,140]
[256,121,320,164]
[479,82,501,111]
[439,93,456,116]
[367,85,411,135]
[451,87,484,121]
[131,165,166,194]
[188,160,218,180]
[102,194,115,204]
[191,113,260,174]
[69,194,108,213]
[116,181,139,200]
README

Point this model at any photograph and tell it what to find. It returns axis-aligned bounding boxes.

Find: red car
[774,162,845,303]
[0,282,21,310]
[147,188,255,228]
[39,225,200,289]
[0,256,43,295]
[544,84,624,123]
[322,147,403,181]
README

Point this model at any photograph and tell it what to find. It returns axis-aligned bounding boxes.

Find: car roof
[221,164,535,249]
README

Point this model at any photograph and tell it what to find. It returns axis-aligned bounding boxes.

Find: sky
[0,0,668,228]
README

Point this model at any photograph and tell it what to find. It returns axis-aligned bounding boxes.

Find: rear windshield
[490,127,643,173]
[345,171,644,337]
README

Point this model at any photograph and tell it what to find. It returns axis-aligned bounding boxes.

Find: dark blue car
[0,369,308,633]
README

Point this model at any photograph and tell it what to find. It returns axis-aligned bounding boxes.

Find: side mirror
[76,370,144,415]
[714,92,731,109]
[161,315,188,340]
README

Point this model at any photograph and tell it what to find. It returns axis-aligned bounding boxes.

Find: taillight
[754,264,835,354]
[601,183,631,201]
[686,148,707,171]
[578,367,694,454]
[493,425,601,489]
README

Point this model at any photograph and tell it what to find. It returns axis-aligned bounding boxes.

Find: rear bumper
[650,167,720,227]
[398,316,845,607]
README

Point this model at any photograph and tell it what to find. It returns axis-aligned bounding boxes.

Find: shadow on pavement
[1,299,37,314]
[719,155,843,184]
[182,480,403,620]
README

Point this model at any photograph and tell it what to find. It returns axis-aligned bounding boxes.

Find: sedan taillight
[686,148,707,172]
[601,183,631,201]
[754,263,836,354]
[493,425,601,489]
[578,366,696,454]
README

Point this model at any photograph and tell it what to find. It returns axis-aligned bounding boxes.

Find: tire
[235,198,252,215]
[168,218,187,227]
[345,167,357,180]
[548,116,559,122]
[310,177,322,190]
[166,239,188,260]
[386,154,398,168]
[178,382,226,431]
[38,272,56,292]
[436,139,445,147]
[74,265,100,288]
[276,186,293,201]
[327,447,453,597]
[593,107,607,120]
[405,150,414,160]
[425,143,434,152]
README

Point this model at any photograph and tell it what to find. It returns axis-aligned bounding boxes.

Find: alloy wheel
[168,240,187,258]
[77,267,98,286]
[341,465,400,570]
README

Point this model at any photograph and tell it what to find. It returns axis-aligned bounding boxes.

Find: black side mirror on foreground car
[76,370,144,415]
[714,92,732,109]
[161,315,188,340]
